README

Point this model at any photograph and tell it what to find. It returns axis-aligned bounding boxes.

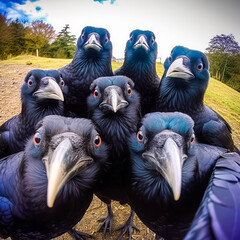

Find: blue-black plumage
[0,69,65,158]
[0,115,108,240]
[114,29,160,115]
[87,75,141,239]
[155,46,239,153]
[59,26,113,117]
[128,112,240,239]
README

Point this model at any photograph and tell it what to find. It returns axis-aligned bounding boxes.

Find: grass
[1,55,239,147]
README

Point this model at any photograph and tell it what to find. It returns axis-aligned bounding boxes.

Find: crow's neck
[131,154,173,207]
[63,49,113,81]
[21,98,64,136]
[157,77,205,113]
[92,107,139,160]
[120,57,159,94]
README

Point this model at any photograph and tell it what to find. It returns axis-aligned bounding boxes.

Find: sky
[0,0,240,62]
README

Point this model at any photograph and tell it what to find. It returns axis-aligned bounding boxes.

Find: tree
[25,20,55,56]
[8,19,26,56]
[0,13,11,59]
[206,34,240,82]
[49,24,76,58]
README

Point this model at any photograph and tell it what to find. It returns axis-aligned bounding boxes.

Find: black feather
[0,69,65,158]
[0,115,108,240]
[59,26,113,117]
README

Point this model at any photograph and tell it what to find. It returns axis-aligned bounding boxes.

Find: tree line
[205,34,240,92]
[0,13,76,59]
[0,13,240,92]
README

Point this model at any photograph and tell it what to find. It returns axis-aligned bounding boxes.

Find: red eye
[33,132,41,146]
[127,86,132,95]
[28,79,33,87]
[137,130,144,142]
[94,89,99,98]
[60,79,65,87]
[94,135,101,147]
[197,63,203,71]
[191,134,195,144]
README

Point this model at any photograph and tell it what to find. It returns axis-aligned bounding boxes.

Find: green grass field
[1,55,240,147]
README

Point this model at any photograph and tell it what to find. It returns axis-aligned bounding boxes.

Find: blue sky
[1,0,240,61]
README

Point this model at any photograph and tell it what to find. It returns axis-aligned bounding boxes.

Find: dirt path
[0,64,155,240]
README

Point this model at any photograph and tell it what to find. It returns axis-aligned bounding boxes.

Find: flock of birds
[0,26,240,240]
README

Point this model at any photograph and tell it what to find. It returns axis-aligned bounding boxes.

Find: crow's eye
[168,56,172,62]
[94,135,101,147]
[94,89,99,98]
[127,85,132,95]
[33,132,41,146]
[190,134,195,144]
[137,130,144,142]
[197,63,203,71]
[105,37,109,43]
[28,78,33,87]
[81,34,84,40]
[151,37,155,44]
[129,36,133,42]
[60,79,65,87]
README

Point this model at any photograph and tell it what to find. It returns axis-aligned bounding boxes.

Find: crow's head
[163,46,209,95]
[129,112,196,201]
[125,29,157,63]
[21,69,64,103]
[76,26,112,59]
[24,115,108,208]
[88,75,140,115]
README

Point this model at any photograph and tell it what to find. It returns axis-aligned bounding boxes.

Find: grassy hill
[1,55,239,147]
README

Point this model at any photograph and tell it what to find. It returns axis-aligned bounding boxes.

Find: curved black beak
[43,133,93,207]
[99,86,128,112]
[166,56,194,80]
[33,77,64,101]
[84,32,102,51]
[133,34,149,51]
[142,132,185,201]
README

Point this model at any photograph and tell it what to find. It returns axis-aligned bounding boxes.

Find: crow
[0,115,108,240]
[0,69,65,158]
[59,26,113,117]
[154,45,239,153]
[128,112,239,239]
[114,29,160,115]
[87,75,141,239]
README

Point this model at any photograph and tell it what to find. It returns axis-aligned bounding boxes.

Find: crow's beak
[166,57,194,80]
[134,35,149,51]
[100,86,128,112]
[84,33,102,51]
[142,136,183,201]
[44,136,93,208]
[34,77,64,101]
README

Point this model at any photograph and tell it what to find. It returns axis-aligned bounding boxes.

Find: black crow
[154,46,239,153]
[0,69,65,158]
[87,75,141,239]
[0,115,108,240]
[128,112,239,239]
[59,26,113,117]
[114,29,160,115]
